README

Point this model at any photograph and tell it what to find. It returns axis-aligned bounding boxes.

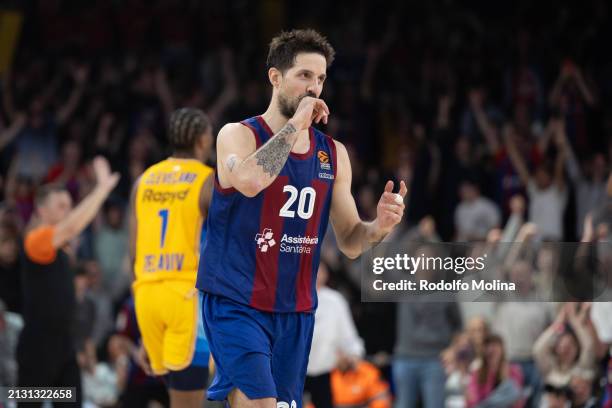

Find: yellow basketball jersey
[134,158,213,285]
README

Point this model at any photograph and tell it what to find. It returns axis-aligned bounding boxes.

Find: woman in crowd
[466,334,525,408]
[533,303,596,388]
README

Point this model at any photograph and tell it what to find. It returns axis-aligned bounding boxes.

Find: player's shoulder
[217,121,257,147]
[328,137,345,151]
[219,121,246,132]
[218,121,252,138]
[217,121,261,158]
[326,138,349,163]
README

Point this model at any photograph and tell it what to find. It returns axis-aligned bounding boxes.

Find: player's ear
[268,67,282,89]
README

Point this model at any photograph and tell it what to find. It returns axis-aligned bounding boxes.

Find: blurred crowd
[1,0,612,407]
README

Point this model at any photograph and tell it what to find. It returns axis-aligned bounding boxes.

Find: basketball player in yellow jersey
[129,108,214,408]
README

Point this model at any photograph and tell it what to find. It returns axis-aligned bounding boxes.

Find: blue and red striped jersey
[196,116,337,312]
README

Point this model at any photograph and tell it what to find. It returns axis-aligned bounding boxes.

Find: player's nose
[306,81,321,97]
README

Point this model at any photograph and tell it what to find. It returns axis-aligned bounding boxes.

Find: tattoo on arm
[226,155,237,172]
[254,122,297,177]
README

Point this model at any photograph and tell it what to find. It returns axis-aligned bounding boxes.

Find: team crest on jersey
[255,228,319,254]
[317,150,331,170]
[255,228,276,252]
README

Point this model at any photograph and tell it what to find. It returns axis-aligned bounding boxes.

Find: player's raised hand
[92,156,120,191]
[374,180,408,234]
[289,96,330,131]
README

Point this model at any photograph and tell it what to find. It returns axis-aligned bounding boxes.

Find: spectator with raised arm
[533,303,596,388]
[549,60,597,154]
[0,113,27,154]
[469,89,542,216]
[504,122,568,240]
[462,86,505,147]
[435,95,486,240]
[2,64,89,183]
[503,29,546,121]
[549,61,597,109]
[202,47,239,127]
[563,123,608,238]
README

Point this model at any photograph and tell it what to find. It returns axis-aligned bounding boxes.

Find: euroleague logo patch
[317,150,329,163]
[317,150,331,171]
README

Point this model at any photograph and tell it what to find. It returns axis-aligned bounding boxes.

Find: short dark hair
[267,29,335,72]
[35,184,67,208]
[168,108,211,153]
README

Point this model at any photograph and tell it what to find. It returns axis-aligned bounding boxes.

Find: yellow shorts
[134,280,199,375]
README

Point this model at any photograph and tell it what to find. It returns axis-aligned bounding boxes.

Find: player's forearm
[339,220,390,259]
[228,121,299,196]
[55,184,113,246]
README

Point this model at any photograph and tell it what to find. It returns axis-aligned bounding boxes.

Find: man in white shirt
[454,180,501,241]
[306,262,364,408]
[527,179,568,241]
[504,121,568,241]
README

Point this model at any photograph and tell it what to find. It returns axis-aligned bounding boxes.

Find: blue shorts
[201,292,314,406]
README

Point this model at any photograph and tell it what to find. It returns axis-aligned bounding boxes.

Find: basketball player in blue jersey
[197,29,407,408]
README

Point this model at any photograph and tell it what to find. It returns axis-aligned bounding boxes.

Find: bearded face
[277,90,316,118]
[272,52,328,119]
